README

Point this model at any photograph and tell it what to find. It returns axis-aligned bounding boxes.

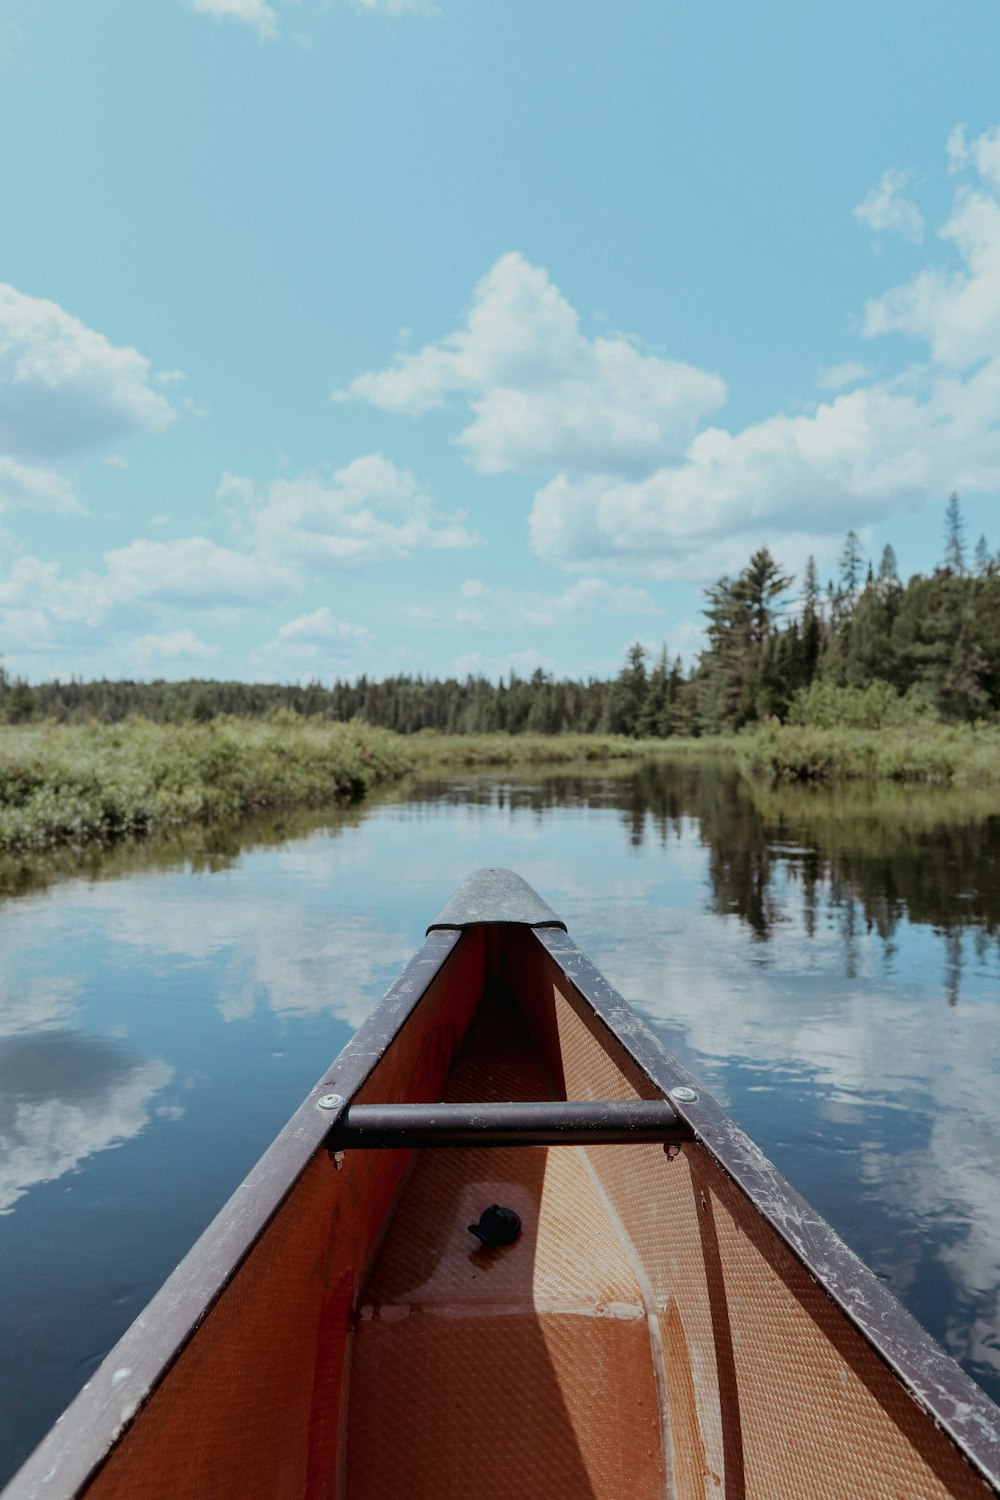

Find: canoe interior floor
[344,989,669,1499]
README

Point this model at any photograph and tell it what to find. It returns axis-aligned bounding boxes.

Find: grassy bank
[0,716,414,852]
[404,731,737,768]
[4,715,998,854]
[739,720,1000,785]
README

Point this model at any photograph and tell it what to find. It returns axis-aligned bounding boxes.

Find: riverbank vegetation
[404,732,736,768]
[0,718,412,852]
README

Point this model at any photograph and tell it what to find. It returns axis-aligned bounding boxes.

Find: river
[1,759,999,1483]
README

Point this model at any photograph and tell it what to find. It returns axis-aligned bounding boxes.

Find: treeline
[0,667,640,734]
[2,498,998,736]
[693,496,1000,732]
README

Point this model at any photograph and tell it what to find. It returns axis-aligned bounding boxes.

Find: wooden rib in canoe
[5,868,1000,1500]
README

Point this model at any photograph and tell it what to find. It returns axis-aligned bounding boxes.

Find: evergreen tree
[944,492,966,574]
[603,643,648,736]
[801,555,823,685]
[839,530,865,602]
[975,533,991,577]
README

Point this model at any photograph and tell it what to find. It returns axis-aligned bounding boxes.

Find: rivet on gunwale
[670,1087,698,1104]
[318,1093,344,1110]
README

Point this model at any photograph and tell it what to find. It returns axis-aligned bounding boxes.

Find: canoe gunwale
[533,923,1000,1496]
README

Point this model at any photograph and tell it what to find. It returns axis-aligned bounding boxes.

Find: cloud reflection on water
[0,1031,172,1213]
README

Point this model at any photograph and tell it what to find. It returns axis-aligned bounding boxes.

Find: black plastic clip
[468,1203,521,1249]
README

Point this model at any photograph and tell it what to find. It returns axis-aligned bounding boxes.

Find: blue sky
[2,0,1000,685]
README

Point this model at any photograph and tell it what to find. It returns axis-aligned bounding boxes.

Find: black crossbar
[325,1098,691,1150]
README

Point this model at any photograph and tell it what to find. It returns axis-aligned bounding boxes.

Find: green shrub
[787,680,935,731]
[0,717,414,852]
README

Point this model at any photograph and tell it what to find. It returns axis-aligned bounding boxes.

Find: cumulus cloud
[227,454,477,566]
[816,361,872,392]
[128,630,221,670]
[530,360,1000,577]
[274,606,370,647]
[501,128,1000,579]
[187,0,279,39]
[0,283,174,461]
[342,253,726,477]
[0,450,469,674]
[0,456,81,513]
[946,124,1000,190]
[0,541,292,667]
[862,138,1000,368]
[439,576,660,628]
[252,607,372,671]
[853,169,926,244]
[336,137,1000,586]
[104,537,294,607]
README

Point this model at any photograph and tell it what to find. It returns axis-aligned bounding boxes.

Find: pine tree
[801,556,822,684]
[839,530,864,601]
[944,493,965,575]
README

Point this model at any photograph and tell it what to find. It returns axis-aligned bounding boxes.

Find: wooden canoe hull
[5,873,1000,1499]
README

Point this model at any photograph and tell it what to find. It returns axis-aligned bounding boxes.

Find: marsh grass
[739,720,1000,785]
[405,731,738,767]
[4,713,999,856]
[0,716,414,852]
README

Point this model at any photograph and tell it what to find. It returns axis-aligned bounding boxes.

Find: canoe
[5,868,1000,1500]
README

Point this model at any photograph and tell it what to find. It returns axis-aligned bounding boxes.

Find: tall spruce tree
[944,492,966,574]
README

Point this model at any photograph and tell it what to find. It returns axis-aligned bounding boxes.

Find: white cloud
[128,630,221,670]
[0,541,292,666]
[252,607,372,671]
[187,0,438,36]
[0,451,470,675]
[0,283,174,460]
[816,361,872,392]
[0,556,106,634]
[452,647,558,680]
[272,606,370,647]
[446,575,660,628]
[556,577,660,617]
[103,537,294,607]
[946,124,1000,192]
[0,456,81,512]
[510,128,1000,580]
[947,125,970,175]
[863,147,1000,368]
[853,169,925,244]
[350,0,440,13]
[230,454,477,566]
[342,253,726,477]
[187,0,279,39]
[530,359,1000,579]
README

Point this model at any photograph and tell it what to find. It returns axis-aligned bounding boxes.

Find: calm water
[1,762,1000,1482]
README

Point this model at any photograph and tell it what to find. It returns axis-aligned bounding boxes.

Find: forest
[2,498,998,737]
